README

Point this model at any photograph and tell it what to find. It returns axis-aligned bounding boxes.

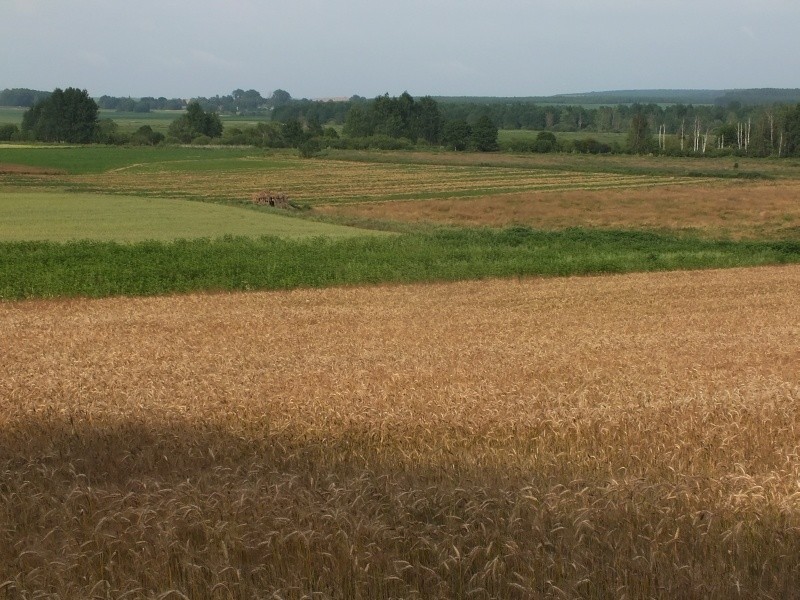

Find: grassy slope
[0,191,378,242]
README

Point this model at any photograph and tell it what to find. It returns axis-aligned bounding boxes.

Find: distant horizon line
[4,86,800,102]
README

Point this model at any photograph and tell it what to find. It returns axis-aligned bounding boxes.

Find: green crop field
[0,145,263,173]
[0,106,26,125]
[99,110,272,134]
[99,109,181,133]
[0,191,377,243]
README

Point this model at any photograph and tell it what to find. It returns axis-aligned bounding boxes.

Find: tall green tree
[269,89,292,108]
[372,94,410,139]
[281,119,306,147]
[343,105,373,138]
[627,112,653,153]
[232,89,266,113]
[20,87,99,143]
[471,115,499,151]
[186,101,223,137]
[167,101,223,142]
[306,115,324,138]
[442,119,472,151]
[415,96,443,144]
[783,104,800,157]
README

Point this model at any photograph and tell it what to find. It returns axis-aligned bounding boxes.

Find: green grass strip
[0,192,380,242]
[1,228,798,300]
[0,146,262,174]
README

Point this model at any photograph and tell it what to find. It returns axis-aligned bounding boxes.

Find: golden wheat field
[2,266,800,598]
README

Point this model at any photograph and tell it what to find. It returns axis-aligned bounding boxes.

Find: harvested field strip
[321,179,720,206]
[71,159,706,204]
[0,163,66,175]
[1,266,799,597]
[333,149,800,180]
[317,180,800,240]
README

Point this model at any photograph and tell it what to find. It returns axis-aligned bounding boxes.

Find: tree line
[0,88,52,108]
[5,89,501,153]
[17,88,99,143]
[96,89,294,115]
[5,86,800,158]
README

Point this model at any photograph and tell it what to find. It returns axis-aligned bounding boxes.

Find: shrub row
[2,228,798,300]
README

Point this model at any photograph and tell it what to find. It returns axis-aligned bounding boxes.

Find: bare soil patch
[0,162,66,175]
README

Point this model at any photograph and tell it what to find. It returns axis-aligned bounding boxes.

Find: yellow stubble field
[69,158,706,204]
[316,180,800,240]
[1,265,799,598]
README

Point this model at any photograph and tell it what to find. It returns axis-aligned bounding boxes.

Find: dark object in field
[251,190,290,208]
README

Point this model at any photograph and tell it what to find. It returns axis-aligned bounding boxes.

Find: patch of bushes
[570,137,613,154]
[130,125,165,146]
[0,124,20,141]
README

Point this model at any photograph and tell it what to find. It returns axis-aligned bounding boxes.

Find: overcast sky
[2,0,799,100]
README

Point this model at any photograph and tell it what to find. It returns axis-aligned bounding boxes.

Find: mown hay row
[71,159,701,204]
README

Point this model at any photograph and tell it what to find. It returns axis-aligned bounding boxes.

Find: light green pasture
[0,107,25,125]
[0,191,379,242]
